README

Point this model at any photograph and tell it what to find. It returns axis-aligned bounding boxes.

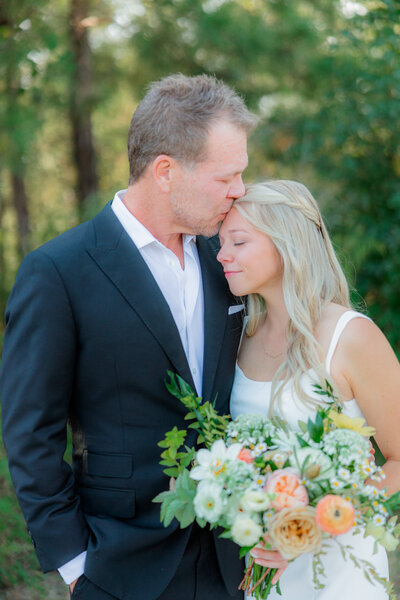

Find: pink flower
[237,448,254,464]
[264,468,308,511]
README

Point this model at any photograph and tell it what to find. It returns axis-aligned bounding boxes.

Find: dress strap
[325,310,372,374]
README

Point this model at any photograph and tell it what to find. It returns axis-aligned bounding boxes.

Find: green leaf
[239,545,253,558]
[176,374,197,397]
[163,467,180,477]
[298,420,308,434]
[218,529,232,539]
[160,459,176,466]
[152,491,170,503]
[296,433,310,448]
[180,502,196,528]
[165,371,181,399]
[164,498,185,527]
[196,517,207,528]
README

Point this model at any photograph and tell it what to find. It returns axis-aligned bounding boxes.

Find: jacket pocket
[82,450,133,478]
[77,485,136,518]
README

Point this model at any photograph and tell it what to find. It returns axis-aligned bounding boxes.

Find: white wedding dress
[230,311,389,600]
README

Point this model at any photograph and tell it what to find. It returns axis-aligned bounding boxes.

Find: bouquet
[153,373,400,599]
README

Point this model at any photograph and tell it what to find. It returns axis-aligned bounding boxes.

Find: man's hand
[69,577,79,594]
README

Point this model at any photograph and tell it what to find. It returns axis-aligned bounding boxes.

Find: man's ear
[152,154,176,192]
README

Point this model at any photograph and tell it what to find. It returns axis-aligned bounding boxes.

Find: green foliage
[153,468,198,528]
[157,426,195,477]
[154,372,232,528]
[166,371,231,448]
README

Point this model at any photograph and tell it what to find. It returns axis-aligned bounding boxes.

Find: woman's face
[217,206,283,297]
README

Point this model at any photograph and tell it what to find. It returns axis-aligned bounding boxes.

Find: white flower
[240,490,271,512]
[253,443,267,456]
[263,509,275,526]
[231,514,263,546]
[330,477,344,489]
[223,495,242,527]
[190,439,242,482]
[228,414,277,446]
[272,429,301,453]
[362,485,385,500]
[193,481,224,523]
[253,474,266,488]
[338,467,351,480]
[372,513,387,526]
[323,429,370,463]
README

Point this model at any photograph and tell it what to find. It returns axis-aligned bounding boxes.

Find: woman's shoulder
[321,303,397,372]
[314,303,352,352]
[315,303,380,359]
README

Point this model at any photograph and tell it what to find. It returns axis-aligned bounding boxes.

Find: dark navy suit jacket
[0,203,244,599]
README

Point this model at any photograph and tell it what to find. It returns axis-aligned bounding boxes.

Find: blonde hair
[234,180,351,413]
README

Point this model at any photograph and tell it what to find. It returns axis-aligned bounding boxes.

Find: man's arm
[0,249,89,572]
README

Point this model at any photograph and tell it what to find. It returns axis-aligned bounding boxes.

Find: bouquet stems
[239,558,281,599]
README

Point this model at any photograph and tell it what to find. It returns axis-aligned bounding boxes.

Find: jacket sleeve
[0,249,89,572]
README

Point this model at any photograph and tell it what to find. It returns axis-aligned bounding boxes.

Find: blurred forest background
[0,0,399,597]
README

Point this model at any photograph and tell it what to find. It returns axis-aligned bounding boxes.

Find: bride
[217,180,400,599]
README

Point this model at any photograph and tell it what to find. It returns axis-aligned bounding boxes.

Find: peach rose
[315,495,355,535]
[264,468,308,511]
[268,506,323,560]
[238,448,254,464]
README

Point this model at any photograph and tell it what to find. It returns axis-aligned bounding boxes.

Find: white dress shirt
[58,190,205,584]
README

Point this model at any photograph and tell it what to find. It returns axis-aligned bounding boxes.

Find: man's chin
[193,223,220,238]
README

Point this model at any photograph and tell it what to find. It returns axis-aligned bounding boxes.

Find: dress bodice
[230,310,369,429]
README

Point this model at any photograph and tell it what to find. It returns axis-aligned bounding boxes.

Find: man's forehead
[207,154,249,173]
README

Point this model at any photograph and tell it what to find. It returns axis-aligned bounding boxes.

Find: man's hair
[127,73,258,183]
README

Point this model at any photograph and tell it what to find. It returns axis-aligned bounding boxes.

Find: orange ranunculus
[264,468,308,511]
[315,495,355,535]
[238,448,254,464]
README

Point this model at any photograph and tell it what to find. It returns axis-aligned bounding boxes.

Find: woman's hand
[250,544,288,584]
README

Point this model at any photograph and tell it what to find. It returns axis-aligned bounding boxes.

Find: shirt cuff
[58,550,87,584]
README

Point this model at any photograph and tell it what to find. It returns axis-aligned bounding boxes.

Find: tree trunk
[0,191,7,320]
[11,172,31,258]
[2,2,32,260]
[69,0,98,219]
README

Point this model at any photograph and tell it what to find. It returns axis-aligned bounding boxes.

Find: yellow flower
[328,410,376,437]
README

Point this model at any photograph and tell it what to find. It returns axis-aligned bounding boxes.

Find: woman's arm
[337,317,400,495]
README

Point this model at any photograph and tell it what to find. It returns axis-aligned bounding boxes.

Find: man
[0,74,256,599]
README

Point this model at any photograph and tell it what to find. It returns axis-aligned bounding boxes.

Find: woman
[217,180,400,599]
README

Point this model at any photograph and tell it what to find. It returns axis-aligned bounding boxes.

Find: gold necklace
[261,329,287,359]
[262,346,285,360]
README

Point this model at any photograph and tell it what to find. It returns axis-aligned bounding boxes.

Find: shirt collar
[112,190,196,248]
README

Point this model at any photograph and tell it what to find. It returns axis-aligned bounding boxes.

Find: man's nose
[228,176,245,200]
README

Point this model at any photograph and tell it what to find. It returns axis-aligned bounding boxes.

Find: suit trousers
[70,524,243,600]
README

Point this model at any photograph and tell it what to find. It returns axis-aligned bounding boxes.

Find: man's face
[169,120,248,237]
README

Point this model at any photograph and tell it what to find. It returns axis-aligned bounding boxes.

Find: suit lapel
[86,204,195,390]
[197,236,229,404]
